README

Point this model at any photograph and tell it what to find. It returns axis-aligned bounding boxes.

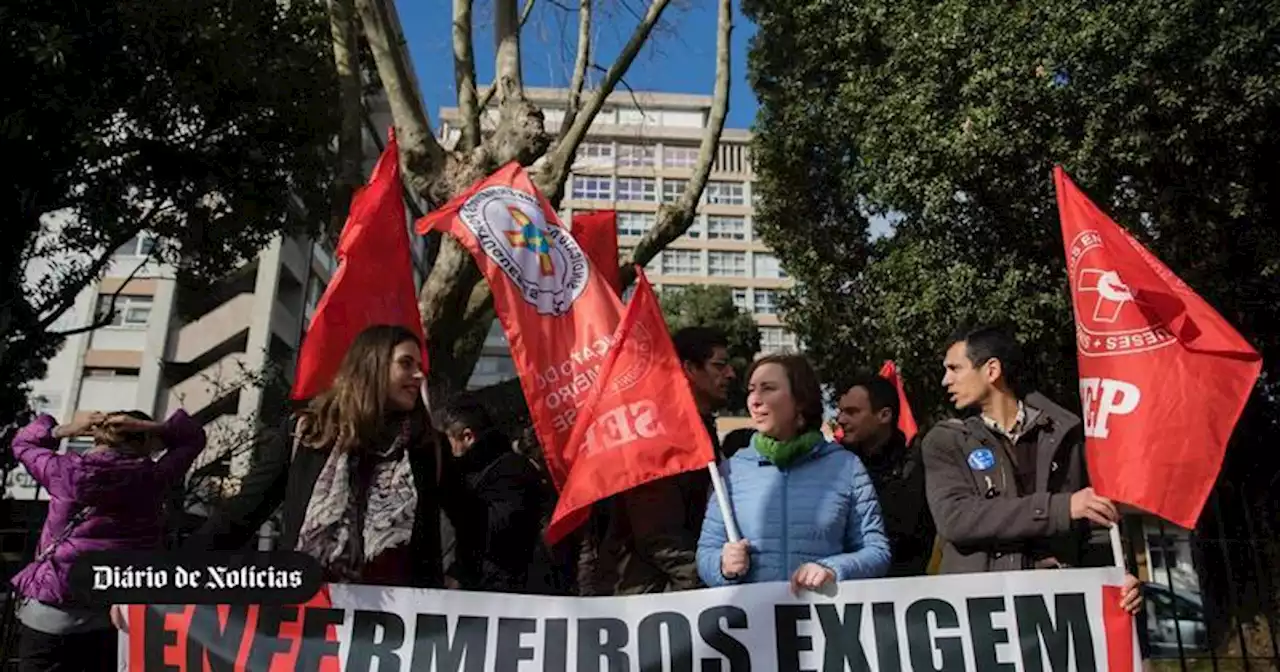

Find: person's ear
[984,358,1003,384]
[461,428,477,446]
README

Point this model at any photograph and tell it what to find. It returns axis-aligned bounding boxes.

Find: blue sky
[395,1,760,131]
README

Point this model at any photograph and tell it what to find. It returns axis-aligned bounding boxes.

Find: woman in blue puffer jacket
[697,354,891,591]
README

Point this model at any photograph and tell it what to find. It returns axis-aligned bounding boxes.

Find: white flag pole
[707,461,741,543]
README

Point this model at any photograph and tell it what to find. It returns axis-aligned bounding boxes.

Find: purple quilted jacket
[10,411,206,605]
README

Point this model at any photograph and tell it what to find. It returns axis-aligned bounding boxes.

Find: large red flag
[418,163,623,487]
[1055,167,1261,528]
[878,360,919,443]
[545,271,717,544]
[292,132,426,400]
[572,211,621,296]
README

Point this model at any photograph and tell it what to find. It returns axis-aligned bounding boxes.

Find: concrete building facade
[437,88,796,391]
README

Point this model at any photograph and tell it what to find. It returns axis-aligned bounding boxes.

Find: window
[753,253,787,279]
[760,327,796,353]
[732,288,748,311]
[575,142,614,168]
[115,236,155,258]
[706,215,746,241]
[616,212,654,238]
[645,252,661,274]
[616,177,656,202]
[571,175,613,200]
[618,108,659,126]
[708,251,747,277]
[95,295,152,328]
[663,145,699,169]
[705,181,746,206]
[661,250,702,276]
[754,289,779,315]
[617,144,655,167]
[661,179,687,204]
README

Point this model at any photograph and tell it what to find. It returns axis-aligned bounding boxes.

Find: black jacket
[851,429,935,577]
[440,433,547,592]
[184,415,444,588]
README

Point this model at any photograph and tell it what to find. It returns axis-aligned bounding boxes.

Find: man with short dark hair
[922,325,1141,613]
[607,326,734,594]
[438,394,549,593]
[836,374,934,576]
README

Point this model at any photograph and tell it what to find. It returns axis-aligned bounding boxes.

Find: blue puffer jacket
[697,436,891,586]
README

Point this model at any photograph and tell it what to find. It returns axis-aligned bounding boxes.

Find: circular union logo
[458,186,588,316]
[608,321,657,395]
[1067,229,1177,358]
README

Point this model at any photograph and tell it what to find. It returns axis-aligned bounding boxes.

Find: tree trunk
[329,0,365,240]
[358,0,727,396]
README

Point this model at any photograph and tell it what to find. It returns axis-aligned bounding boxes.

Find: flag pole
[707,461,741,543]
[1108,522,1125,569]
[419,380,442,485]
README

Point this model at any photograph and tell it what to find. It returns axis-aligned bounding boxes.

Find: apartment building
[4,99,418,505]
[438,87,797,391]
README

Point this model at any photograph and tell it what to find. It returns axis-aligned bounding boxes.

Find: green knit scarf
[754,430,824,468]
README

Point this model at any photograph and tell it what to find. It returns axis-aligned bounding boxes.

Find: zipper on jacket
[780,466,789,577]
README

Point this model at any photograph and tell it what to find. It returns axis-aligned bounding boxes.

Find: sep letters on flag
[124,568,1137,671]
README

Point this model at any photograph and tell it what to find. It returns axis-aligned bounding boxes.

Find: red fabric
[292,132,427,400]
[1101,585,1136,672]
[1055,167,1261,528]
[127,586,339,671]
[572,211,621,296]
[418,163,624,488]
[878,360,919,443]
[544,272,717,545]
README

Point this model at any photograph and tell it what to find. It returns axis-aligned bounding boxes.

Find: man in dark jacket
[606,326,732,594]
[438,394,548,593]
[922,325,1142,612]
[836,375,934,576]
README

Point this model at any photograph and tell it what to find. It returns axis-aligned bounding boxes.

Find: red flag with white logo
[1054,167,1261,528]
[418,163,623,488]
[572,211,621,296]
[544,270,716,544]
[293,132,426,400]
[878,360,919,443]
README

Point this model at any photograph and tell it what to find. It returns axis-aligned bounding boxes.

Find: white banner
[121,567,1140,671]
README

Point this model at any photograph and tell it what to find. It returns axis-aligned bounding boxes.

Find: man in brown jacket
[922,325,1142,613]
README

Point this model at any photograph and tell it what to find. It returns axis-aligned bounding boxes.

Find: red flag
[418,163,623,487]
[878,360,919,443]
[572,211,621,296]
[292,132,426,400]
[544,271,716,544]
[1055,167,1261,528]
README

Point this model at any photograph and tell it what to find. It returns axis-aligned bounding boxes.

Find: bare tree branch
[32,203,167,330]
[329,0,365,239]
[560,0,592,134]
[49,244,156,337]
[620,0,731,287]
[356,0,448,201]
[535,0,674,205]
[476,0,536,111]
[494,0,524,103]
[452,0,481,151]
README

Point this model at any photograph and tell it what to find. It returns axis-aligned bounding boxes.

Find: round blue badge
[967,448,996,471]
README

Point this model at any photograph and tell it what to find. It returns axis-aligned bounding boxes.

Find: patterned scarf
[295,418,418,582]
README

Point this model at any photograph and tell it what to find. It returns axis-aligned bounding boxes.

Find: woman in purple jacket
[9,409,205,672]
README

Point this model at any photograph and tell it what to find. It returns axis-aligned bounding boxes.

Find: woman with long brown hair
[188,324,443,587]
